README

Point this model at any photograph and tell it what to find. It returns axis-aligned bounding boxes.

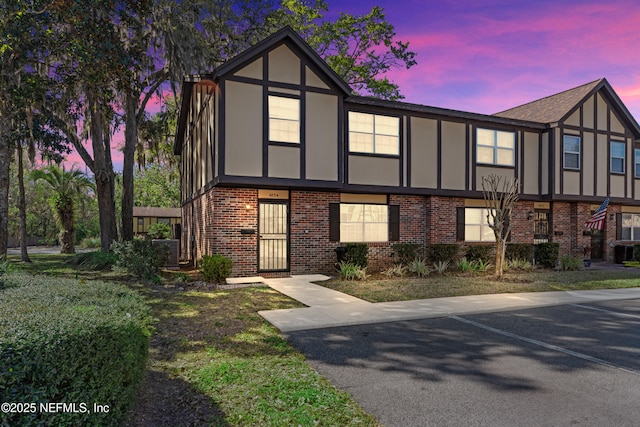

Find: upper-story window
[563,135,581,170]
[348,112,399,155]
[610,141,625,174]
[269,95,300,143]
[635,149,640,178]
[476,129,515,167]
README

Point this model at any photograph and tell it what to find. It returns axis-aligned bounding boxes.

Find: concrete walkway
[231,275,640,332]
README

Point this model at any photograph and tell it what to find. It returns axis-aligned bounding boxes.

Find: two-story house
[174,27,640,277]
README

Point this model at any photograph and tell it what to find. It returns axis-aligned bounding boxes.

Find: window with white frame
[464,208,496,242]
[348,112,399,155]
[268,95,300,143]
[476,128,515,166]
[563,135,581,169]
[635,148,640,178]
[610,141,625,174]
[340,203,388,242]
[621,213,640,241]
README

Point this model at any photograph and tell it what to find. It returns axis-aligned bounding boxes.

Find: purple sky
[67,0,640,171]
[330,0,640,117]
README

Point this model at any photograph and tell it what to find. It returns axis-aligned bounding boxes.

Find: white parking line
[450,315,640,376]
[570,304,640,319]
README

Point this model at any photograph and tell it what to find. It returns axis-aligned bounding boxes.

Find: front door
[258,201,289,272]
[590,227,604,260]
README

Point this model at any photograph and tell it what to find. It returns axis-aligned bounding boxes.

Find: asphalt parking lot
[287,299,640,427]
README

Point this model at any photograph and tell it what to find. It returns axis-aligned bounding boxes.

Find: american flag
[584,196,610,230]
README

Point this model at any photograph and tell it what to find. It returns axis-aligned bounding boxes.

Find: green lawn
[321,268,640,302]
[4,254,380,426]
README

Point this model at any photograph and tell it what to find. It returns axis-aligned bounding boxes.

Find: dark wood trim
[338,97,344,185]
[218,79,226,179]
[399,116,404,187]
[406,116,412,188]
[262,56,269,178]
[348,151,400,160]
[227,75,336,96]
[467,124,472,191]
[300,60,307,182]
[549,129,555,197]
[538,132,543,196]
[437,120,442,190]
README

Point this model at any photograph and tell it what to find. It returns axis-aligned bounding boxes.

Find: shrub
[427,244,460,264]
[432,260,450,275]
[392,243,424,265]
[147,222,172,240]
[382,264,408,278]
[408,258,430,277]
[457,257,474,273]
[506,243,535,262]
[560,255,583,271]
[0,273,151,427]
[475,259,492,273]
[336,261,367,280]
[534,243,560,269]
[506,258,534,272]
[67,250,118,271]
[80,236,101,249]
[111,239,169,280]
[343,243,368,268]
[198,254,233,284]
[464,245,494,263]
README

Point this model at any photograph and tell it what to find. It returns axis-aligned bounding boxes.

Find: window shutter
[329,203,340,242]
[616,213,622,240]
[389,205,400,241]
[456,207,465,241]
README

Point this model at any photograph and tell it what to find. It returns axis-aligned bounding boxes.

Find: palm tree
[30,166,94,254]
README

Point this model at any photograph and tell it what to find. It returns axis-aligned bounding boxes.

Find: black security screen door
[258,201,289,271]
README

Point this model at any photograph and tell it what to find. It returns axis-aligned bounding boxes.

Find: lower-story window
[340,204,388,242]
[329,201,399,242]
[621,213,640,241]
[457,207,496,242]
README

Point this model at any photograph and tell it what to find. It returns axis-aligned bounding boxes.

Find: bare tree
[481,174,519,278]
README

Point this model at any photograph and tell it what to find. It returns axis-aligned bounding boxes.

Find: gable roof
[495,79,640,137]
[213,26,352,95]
[494,79,603,123]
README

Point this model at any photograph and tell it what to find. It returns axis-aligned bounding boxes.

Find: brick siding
[181,187,621,277]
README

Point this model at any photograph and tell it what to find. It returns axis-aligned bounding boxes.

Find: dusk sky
[329,0,640,117]
[69,0,640,171]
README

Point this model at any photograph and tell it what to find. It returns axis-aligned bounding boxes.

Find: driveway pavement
[287,300,640,426]
[251,275,640,426]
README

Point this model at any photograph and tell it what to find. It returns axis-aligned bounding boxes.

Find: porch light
[527,211,534,220]
[245,204,252,210]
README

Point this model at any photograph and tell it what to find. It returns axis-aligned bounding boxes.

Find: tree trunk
[87,90,118,251]
[0,118,11,259]
[58,201,75,254]
[121,91,138,241]
[16,143,31,262]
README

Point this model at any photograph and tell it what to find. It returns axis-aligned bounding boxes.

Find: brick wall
[427,196,464,244]
[182,187,621,276]
[290,191,340,275]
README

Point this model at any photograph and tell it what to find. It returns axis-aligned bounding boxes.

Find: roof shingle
[494,79,604,124]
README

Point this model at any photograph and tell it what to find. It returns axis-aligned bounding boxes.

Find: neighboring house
[133,207,181,237]
[174,27,640,277]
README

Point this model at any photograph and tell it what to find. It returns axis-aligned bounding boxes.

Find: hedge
[427,244,460,263]
[0,274,152,426]
[534,242,560,269]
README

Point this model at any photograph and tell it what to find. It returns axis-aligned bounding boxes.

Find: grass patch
[321,268,640,302]
[4,254,378,426]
